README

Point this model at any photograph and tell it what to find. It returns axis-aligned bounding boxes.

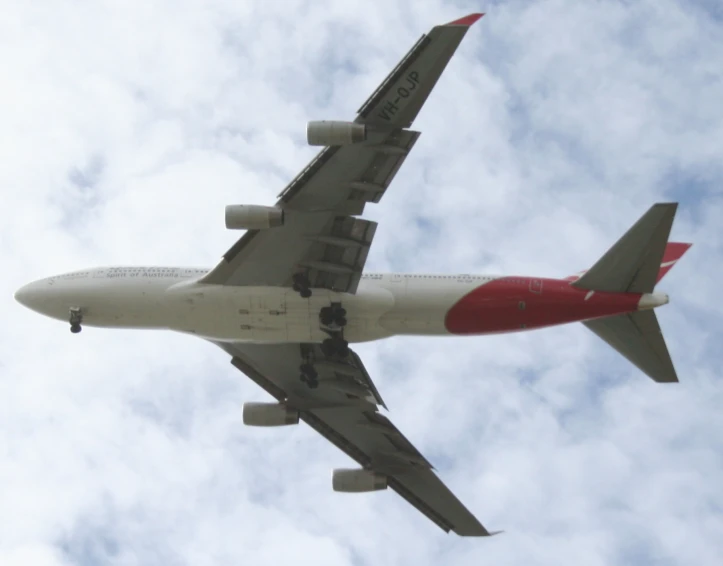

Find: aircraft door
[529,278,543,294]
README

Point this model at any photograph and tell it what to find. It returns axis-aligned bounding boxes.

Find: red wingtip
[446,13,485,27]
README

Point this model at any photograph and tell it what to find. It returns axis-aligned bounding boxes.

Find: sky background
[2,0,723,564]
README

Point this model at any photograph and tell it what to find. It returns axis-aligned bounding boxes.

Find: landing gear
[318,302,349,358]
[321,336,349,358]
[299,362,319,389]
[69,307,83,334]
[292,273,312,298]
[319,304,347,328]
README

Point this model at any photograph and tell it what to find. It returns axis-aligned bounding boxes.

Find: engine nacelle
[307,120,367,146]
[225,205,284,230]
[332,468,388,493]
[242,402,299,427]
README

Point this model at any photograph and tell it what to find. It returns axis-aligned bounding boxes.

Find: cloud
[2,0,722,565]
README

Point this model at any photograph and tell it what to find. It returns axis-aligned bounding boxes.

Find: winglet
[446,13,485,27]
[488,530,505,536]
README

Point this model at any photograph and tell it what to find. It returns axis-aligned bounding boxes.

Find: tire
[320,313,334,326]
[333,339,349,358]
[300,289,312,299]
[321,339,335,357]
[70,324,82,334]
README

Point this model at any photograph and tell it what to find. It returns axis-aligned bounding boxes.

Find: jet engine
[242,402,299,426]
[332,468,388,493]
[307,120,367,146]
[225,205,284,230]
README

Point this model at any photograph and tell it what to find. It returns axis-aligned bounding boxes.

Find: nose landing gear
[69,307,83,334]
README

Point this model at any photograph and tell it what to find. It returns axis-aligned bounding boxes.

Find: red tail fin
[566,242,691,285]
[657,242,692,283]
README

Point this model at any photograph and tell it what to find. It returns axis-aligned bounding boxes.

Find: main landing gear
[299,363,319,389]
[321,335,349,358]
[320,302,349,359]
[319,304,347,328]
[69,307,83,334]
[298,303,350,390]
[292,273,312,298]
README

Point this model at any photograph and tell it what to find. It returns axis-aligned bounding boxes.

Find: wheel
[321,339,335,357]
[308,379,319,389]
[329,338,349,358]
[293,273,310,287]
[320,312,334,326]
[334,316,347,327]
[332,337,348,348]
[299,373,308,384]
[337,308,347,317]
[300,288,312,298]
[300,364,318,379]
[70,324,82,334]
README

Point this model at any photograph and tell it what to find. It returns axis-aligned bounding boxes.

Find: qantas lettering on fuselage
[16,266,659,343]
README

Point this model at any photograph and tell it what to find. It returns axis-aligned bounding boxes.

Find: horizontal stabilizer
[573,203,678,293]
[583,311,678,383]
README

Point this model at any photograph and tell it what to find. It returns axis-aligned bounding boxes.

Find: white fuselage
[15,266,492,343]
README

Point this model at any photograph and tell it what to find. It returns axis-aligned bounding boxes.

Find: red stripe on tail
[657,242,692,283]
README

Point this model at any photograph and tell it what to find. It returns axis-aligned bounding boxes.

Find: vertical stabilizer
[572,203,678,293]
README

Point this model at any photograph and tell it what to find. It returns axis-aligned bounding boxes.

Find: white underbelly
[164,283,396,343]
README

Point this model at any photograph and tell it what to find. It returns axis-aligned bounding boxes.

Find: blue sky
[2,1,722,565]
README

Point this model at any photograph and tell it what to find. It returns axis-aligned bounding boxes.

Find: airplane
[14,13,691,537]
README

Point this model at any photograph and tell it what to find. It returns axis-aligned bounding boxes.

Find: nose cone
[15,281,50,313]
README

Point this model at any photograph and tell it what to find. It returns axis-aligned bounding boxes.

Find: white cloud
[2,0,722,564]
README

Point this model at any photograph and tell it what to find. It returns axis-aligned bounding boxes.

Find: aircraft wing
[201,14,483,293]
[213,340,493,536]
